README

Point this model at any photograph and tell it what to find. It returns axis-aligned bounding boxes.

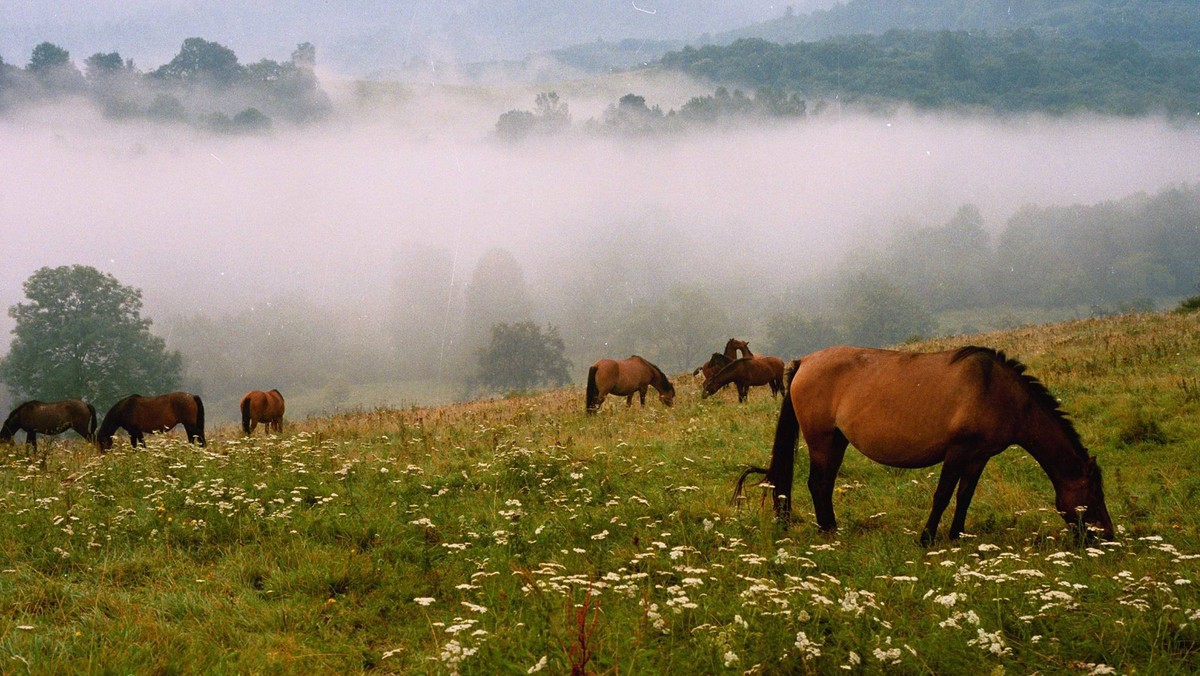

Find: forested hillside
[723,0,1200,56]
[660,29,1200,115]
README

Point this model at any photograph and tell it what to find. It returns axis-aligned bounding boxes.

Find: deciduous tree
[0,266,182,411]
[476,322,571,392]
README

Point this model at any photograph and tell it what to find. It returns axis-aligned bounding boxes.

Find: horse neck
[648,366,668,391]
[98,402,129,437]
[1018,405,1090,488]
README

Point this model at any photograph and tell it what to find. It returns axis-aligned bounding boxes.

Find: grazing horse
[586,356,675,413]
[692,352,733,382]
[97,392,206,451]
[702,356,786,402]
[1,399,97,450]
[724,338,753,360]
[732,346,1114,544]
[240,389,285,435]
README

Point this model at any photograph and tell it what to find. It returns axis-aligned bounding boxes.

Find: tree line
[658,29,1200,116]
[0,38,330,130]
[496,86,809,141]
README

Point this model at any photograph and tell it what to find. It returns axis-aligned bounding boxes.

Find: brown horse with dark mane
[586,356,675,413]
[692,352,732,381]
[732,346,1114,544]
[1,399,97,449]
[241,389,285,435]
[702,356,786,402]
[97,392,206,451]
[724,338,752,360]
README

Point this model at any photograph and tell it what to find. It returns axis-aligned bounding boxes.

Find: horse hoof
[919,531,936,547]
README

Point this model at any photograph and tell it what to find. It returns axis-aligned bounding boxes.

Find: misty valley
[1,30,1198,421]
[2,2,1200,672]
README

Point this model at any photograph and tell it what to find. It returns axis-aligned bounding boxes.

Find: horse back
[792,346,1019,467]
[128,392,198,431]
[592,357,651,396]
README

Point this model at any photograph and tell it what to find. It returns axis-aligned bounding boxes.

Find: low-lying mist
[2,82,1198,416]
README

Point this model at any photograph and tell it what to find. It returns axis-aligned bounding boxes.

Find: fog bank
[2,97,1199,350]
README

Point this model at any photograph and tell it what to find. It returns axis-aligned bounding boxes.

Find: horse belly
[840,425,949,468]
[136,410,179,433]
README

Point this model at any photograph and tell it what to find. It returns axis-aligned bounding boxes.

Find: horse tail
[241,395,252,434]
[730,465,768,505]
[193,395,206,446]
[585,366,600,414]
[86,403,98,442]
[765,360,803,518]
[730,359,802,517]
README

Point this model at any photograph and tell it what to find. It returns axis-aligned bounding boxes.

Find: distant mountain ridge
[720,0,1200,55]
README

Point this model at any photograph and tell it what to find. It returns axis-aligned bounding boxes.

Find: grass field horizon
[1,310,1198,673]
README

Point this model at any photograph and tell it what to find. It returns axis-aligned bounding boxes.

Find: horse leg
[948,458,991,540]
[638,387,648,406]
[130,430,144,448]
[27,431,37,452]
[625,394,633,407]
[921,460,968,546]
[737,383,749,403]
[806,430,848,532]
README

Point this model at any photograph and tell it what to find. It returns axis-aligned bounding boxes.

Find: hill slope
[723,0,1200,56]
[0,310,1197,672]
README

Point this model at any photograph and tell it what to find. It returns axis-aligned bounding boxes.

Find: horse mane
[99,394,140,436]
[951,346,1088,462]
[2,401,40,434]
[633,355,672,389]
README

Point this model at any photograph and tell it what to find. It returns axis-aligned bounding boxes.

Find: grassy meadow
[1,311,1198,674]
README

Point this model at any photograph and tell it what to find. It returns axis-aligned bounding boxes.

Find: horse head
[1055,456,1114,540]
[658,382,676,407]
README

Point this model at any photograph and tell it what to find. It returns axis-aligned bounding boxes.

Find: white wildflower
[794,631,823,659]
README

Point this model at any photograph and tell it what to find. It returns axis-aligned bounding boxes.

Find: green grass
[1,311,1198,673]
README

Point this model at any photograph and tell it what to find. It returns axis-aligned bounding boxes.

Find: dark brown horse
[702,356,786,402]
[1,399,97,449]
[724,338,753,360]
[586,356,675,413]
[732,346,1114,544]
[692,352,733,382]
[241,389,285,435]
[97,392,206,451]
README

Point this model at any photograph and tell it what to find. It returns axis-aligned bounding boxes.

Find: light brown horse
[586,356,675,413]
[1,399,97,449]
[702,356,786,402]
[97,392,206,451]
[240,389,285,435]
[732,346,1114,544]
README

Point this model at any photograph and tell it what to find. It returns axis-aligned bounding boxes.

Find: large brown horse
[97,392,206,451]
[1,399,96,449]
[702,356,786,402]
[732,346,1114,544]
[586,356,675,413]
[241,389,285,435]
